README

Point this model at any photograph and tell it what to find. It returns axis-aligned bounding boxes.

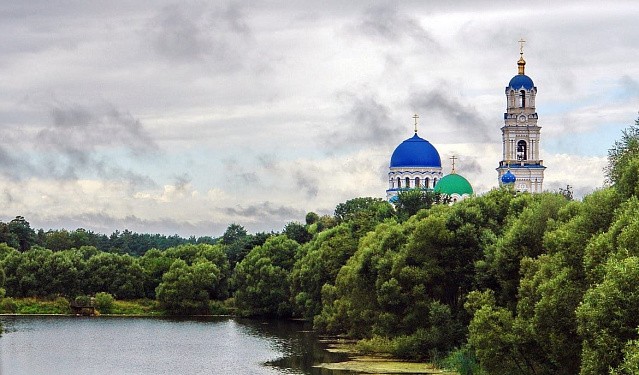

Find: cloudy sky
[1,1,638,236]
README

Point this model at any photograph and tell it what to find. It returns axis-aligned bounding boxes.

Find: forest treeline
[2,118,639,374]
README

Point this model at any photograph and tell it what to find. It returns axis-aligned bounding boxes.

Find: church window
[517,140,527,160]
[425,177,430,188]
[520,90,526,108]
[397,177,401,188]
[433,177,438,186]
[405,177,410,188]
[415,177,420,188]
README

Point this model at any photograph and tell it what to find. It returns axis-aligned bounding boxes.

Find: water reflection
[0,316,353,375]
[234,319,353,375]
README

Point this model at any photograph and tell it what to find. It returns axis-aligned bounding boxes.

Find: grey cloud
[0,144,34,179]
[40,103,158,156]
[146,2,252,68]
[355,5,439,48]
[294,169,319,199]
[324,93,398,151]
[620,75,639,97]
[447,154,482,174]
[223,158,261,185]
[0,101,161,188]
[224,201,305,221]
[31,212,230,237]
[409,88,495,142]
[173,173,192,191]
[256,153,278,170]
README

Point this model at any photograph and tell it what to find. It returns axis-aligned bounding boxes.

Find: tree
[283,221,312,244]
[394,189,446,221]
[232,235,299,317]
[8,216,36,252]
[334,197,394,223]
[606,115,639,187]
[290,223,358,319]
[305,212,320,225]
[84,253,145,299]
[156,259,222,315]
[577,257,639,375]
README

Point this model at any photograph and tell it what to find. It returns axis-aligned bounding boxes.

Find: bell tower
[497,40,545,192]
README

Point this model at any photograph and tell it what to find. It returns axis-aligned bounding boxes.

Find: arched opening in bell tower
[517,140,527,161]
[519,90,526,108]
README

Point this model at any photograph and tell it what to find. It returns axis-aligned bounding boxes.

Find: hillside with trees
[2,117,639,374]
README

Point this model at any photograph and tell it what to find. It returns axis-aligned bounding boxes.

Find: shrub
[441,346,485,375]
[0,297,17,313]
[94,292,115,314]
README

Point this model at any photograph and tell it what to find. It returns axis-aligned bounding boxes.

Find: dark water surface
[0,316,352,375]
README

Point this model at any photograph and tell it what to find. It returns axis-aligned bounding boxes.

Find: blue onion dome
[390,133,442,168]
[501,170,516,184]
[508,74,534,90]
[509,53,534,90]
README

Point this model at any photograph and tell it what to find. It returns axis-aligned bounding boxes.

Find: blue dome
[390,133,441,168]
[508,74,534,90]
[501,170,516,184]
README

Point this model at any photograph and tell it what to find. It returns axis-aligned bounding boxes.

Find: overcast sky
[1,1,638,236]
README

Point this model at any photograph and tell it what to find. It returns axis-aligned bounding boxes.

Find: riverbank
[314,338,457,375]
[0,297,163,316]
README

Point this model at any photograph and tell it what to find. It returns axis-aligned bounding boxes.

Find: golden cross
[518,38,526,55]
[450,155,457,173]
[412,113,419,133]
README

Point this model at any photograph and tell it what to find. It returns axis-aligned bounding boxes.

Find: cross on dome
[412,113,419,133]
[518,38,526,55]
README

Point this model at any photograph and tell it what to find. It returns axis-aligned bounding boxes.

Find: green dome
[434,173,473,196]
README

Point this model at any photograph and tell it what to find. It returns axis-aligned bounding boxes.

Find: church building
[386,115,443,202]
[386,41,544,200]
[386,115,473,202]
[496,41,546,192]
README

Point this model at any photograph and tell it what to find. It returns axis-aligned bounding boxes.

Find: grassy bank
[0,297,162,316]
[0,297,235,316]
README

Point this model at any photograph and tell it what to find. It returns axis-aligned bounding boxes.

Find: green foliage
[291,223,361,319]
[610,333,639,375]
[394,189,446,221]
[156,258,223,315]
[0,297,72,314]
[483,193,568,307]
[577,257,639,375]
[441,345,485,375]
[334,197,394,223]
[283,221,312,244]
[232,235,300,317]
[85,253,145,299]
[606,116,639,187]
[7,216,37,252]
[94,292,115,313]
[305,212,320,225]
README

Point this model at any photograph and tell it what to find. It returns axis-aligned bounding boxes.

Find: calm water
[0,316,352,375]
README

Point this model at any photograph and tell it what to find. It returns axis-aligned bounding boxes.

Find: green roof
[434,173,473,196]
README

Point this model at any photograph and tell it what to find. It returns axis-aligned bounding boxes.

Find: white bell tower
[497,39,545,192]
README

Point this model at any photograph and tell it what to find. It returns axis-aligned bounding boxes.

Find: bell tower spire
[517,38,526,74]
[496,41,546,192]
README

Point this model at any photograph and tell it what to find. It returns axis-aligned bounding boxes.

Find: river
[0,315,353,375]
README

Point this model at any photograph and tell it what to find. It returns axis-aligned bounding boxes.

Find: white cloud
[0,1,637,236]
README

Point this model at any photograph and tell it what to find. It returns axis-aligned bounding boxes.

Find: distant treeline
[0,218,221,256]
[2,118,639,374]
